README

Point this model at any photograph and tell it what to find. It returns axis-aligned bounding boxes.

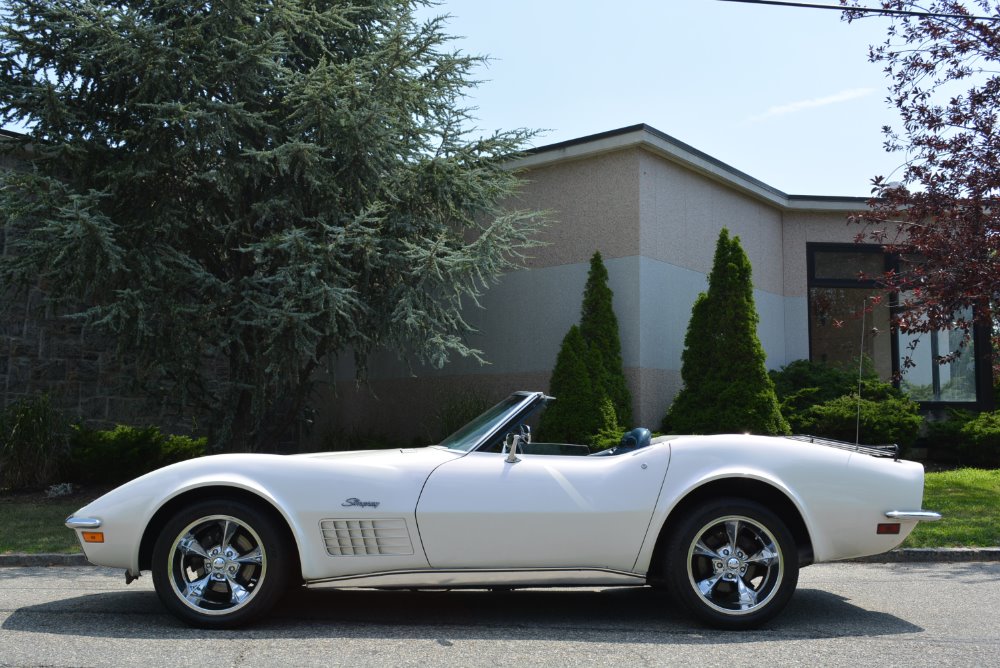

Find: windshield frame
[438,392,543,452]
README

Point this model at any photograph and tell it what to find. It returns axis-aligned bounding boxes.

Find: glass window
[812,251,885,281]
[898,309,977,402]
[807,244,983,406]
[809,287,893,381]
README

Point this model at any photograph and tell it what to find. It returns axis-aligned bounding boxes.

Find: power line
[718,0,1000,21]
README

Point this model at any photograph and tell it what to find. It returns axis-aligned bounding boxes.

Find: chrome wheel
[664,498,799,629]
[152,499,291,628]
[686,515,783,615]
[167,514,267,615]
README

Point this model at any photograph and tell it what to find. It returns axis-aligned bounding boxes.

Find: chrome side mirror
[504,432,522,463]
[520,423,531,444]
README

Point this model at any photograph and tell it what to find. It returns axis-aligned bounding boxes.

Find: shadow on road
[3,585,922,642]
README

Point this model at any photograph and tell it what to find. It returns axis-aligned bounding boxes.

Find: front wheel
[151,499,292,628]
[663,498,799,629]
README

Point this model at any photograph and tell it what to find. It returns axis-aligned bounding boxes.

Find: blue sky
[418,0,906,197]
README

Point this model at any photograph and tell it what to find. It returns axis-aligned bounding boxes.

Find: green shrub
[954,411,1000,467]
[579,251,632,427]
[538,325,611,443]
[587,397,623,452]
[0,395,70,491]
[663,229,789,435]
[795,394,922,447]
[68,425,207,485]
[771,359,905,433]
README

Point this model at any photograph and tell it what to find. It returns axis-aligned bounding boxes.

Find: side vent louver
[320,519,414,556]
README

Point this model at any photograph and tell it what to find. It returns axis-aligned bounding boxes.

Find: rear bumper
[885,510,942,522]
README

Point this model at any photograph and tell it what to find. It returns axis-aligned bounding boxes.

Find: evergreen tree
[0,1,544,451]
[538,326,614,444]
[663,229,789,435]
[579,251,632,427]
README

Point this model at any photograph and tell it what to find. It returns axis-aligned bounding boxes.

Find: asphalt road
[1,562,997,667]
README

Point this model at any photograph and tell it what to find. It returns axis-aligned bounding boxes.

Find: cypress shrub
[579,251,632,427]
[538,326,617,444]
[663,229,789,435]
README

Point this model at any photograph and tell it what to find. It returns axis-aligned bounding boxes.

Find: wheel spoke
[220,519,238,553]
[747,542,780,567]
[228,579,251,605]
[182,574,212,607]
[692,539,722,560]
[734,574,759,610]
[177,534,209,559]
[696,572,724,599]
[235,545,263,565]
[725,519,741,553]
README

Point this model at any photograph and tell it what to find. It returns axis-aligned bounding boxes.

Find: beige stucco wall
[638,149,785,296]
[513,149,641,268]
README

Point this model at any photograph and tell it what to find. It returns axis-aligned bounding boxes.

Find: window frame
[806,243,994,411]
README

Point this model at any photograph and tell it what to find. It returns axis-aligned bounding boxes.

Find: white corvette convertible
[65,391,940,629]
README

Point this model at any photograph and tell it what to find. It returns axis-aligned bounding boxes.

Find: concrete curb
[847,547,1000,563]
[2,548,998,568]
[0,553,90,567]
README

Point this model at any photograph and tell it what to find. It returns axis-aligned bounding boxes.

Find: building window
[807,244,990,408]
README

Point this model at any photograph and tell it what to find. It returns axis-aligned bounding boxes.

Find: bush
[795,394,922,447]
[0,395,70,491]
[961,411,1000,467]
[771,359,906,433]
[663,229,788,435]
[538,325,613,443]
[68,425,207,485]
[928,410,1000,467]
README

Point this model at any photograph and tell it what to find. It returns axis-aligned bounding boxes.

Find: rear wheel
[664,498,799,629]
[151,499,291,628]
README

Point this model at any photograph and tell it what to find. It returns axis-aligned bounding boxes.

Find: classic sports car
[66,391,940,630]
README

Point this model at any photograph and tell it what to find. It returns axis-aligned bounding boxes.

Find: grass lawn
[1,469,997,554]
[902,468,1000,548]
[0,494,83,554]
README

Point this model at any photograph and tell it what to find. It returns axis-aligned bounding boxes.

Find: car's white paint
[416,445,671,571]
[68,426,929,586]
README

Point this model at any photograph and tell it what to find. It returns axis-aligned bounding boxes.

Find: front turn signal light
[82,531,104,543]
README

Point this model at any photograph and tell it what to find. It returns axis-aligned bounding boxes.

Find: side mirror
[519,423,531,444]
[503,432,522,463]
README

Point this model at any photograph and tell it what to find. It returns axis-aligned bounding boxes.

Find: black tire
[663,498,799,630]
[151,498,292,628]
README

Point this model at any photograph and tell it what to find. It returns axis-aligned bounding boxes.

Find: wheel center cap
[212,557,227,571]
[727,557,741,570]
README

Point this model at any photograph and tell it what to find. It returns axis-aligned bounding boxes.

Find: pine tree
[538,326,613,444]
[663,229,789,435]
[0,1,544,451]
[579,251,633,427]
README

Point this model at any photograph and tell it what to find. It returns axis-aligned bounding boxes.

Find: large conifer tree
[0,0,543,451]
[579,251,632,427]
[663,229,789,435]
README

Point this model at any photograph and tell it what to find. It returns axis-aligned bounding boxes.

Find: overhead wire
[717,0,1000,21]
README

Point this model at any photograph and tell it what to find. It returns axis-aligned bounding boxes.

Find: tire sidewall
[151,498,291,629]
[664,498,799,630]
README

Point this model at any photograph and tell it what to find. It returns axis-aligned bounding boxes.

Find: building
[2,124,992,442]
[320,124,993,442]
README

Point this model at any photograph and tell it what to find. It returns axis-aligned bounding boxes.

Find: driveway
[1,562,997,666]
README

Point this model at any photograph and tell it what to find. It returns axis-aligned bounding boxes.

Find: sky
[416,0,907,197]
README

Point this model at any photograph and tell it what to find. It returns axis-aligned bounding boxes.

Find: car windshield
[438,394,528,452]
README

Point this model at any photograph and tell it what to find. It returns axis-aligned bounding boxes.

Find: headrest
[619,427,652,451]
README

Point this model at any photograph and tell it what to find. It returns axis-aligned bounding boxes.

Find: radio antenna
[856,299,867,446]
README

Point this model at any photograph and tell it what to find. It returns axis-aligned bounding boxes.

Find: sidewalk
[3,547,999,568]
